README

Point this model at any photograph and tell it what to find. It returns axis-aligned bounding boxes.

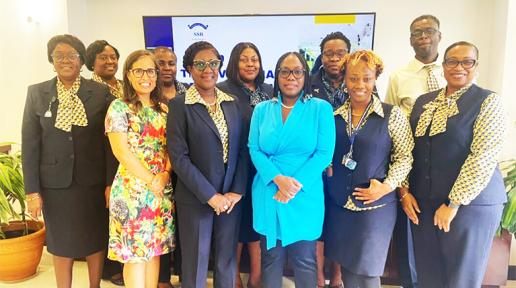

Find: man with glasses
[384,14,446,288]
[312,32,351,111]
[311,31,351,288]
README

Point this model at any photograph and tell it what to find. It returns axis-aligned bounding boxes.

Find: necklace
[281,102,295,109]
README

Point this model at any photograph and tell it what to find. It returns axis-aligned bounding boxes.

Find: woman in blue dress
[248,52,335,288]
[324,50,414,288]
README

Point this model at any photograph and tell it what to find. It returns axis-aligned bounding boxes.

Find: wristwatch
[447,200,461,209]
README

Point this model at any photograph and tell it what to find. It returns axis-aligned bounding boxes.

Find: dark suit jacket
[167,91,247,205]
[22,77,116,192]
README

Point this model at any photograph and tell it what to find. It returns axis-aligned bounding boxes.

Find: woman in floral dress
[105,49,174,287]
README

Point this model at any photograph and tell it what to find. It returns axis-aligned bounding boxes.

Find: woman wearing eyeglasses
[105,50,174,287]
[22,34,116,288]
[167,41,247,288]
[248,52,335,288]
[401,41,506,288]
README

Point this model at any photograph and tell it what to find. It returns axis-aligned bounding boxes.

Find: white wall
[1,0,514,159]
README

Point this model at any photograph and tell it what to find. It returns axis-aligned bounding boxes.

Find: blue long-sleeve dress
[248,95,336,250]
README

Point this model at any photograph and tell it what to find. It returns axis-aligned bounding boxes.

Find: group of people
[21,13,507,288]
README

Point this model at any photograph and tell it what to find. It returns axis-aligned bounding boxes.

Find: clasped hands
[273,175,302,204]
[399,187,458,232]
[352,179,392,205]
[208,192,242,215]
[148,171,170,198]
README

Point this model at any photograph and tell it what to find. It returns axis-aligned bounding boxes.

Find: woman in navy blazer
[22,34,115,288]
[167,41,247,288]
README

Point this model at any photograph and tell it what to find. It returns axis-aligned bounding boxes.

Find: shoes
[329,283,344,288]
[110,273,124,286]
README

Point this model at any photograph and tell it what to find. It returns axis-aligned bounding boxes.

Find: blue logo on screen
[188,23,209,30]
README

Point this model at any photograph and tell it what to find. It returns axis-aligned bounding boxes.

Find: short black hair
[444,41,479,60]
[273,52,312,98]
[85,40,120,71]
[226,42,265,86]
[47,34,86,65]
[320,32,351,53]
[410,15,440,31]
[182,41,223,72]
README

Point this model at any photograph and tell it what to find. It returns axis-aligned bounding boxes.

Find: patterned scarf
[321,70,347,109]
[415,84,471,137]
[242,85,269,107]
[55,77,88,132]
[92,73,124,99]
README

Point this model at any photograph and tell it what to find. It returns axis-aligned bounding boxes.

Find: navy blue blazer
[167,91,247,205]
[22,77,116,192]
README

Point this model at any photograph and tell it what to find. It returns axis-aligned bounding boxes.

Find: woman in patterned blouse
[402,41,507,288]
[85,40,124,99]
[167,41,247,288]
[324,50,414,288]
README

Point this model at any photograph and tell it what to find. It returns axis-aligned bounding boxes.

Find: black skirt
[41,181,108,258]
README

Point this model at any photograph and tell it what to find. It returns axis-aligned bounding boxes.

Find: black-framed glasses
[192,59,221,71]
[277,68,305,79]
[322,49,348,59]
[410,28,439,38]
[129,68,158,78]
[443,58,477,69]
[52,53,80,63]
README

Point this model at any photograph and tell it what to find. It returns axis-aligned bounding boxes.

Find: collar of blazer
[43,76,94,104]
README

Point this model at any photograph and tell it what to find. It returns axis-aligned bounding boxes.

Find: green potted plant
[482,159,516,286]
[0,143,46,282]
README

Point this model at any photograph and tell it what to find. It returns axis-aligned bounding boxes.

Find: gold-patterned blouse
[334,95,414,211]
[92,73,124,99]
[412,86,507,205]
[55,77,88,132]
[184,86,234,163]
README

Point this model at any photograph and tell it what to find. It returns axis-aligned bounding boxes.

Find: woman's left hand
[352,179,392,205]
[434,204,458,232]
[149,172,169,197]
[104,186,111,208]
[223,192,242,213]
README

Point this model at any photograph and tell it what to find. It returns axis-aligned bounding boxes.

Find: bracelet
[27,194,40,201]
[399,192,409,202]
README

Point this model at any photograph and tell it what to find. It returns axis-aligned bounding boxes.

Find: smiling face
[238,47,260,83]
[344,60,376,106]
[52,43,82,82]
[410,18,441,62]
[322,39,348,79]
[443,45,478,94]
[189,49,219,93]
[127,55,157,97]
[93,45,118,80]
[155,49,177,86]
[278,54,305,99]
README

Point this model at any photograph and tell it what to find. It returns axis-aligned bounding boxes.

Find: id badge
[342,155,357,170]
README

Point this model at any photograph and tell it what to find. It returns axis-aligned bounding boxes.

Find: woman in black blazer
[22,34,115,288]
[167,41,247,288]
[217,42,272,288]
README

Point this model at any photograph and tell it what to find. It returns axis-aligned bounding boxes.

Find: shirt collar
[334,94,384,120]
[185,85,234,105]
[409,56,442,73]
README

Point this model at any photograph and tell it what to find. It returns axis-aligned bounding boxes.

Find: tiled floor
[1,248,515,287]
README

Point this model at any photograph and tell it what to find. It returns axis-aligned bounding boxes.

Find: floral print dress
[105,99,174,263]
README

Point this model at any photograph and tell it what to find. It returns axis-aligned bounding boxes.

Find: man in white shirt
[385,15,446,115]
[385,15,446,288]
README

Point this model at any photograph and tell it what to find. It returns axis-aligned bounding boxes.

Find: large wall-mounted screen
[143,13,376,84]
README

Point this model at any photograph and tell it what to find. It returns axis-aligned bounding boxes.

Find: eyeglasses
[192,59,221,71]
[52,53,80,63]
[97,54,118,62]
[443,58,477,69]
[240,57,259,64]
[410,28,439,38]
[129,68,158,78]
[322,49,348,59]
[277,68,305,79]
